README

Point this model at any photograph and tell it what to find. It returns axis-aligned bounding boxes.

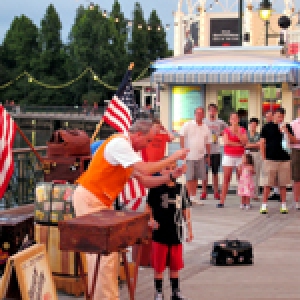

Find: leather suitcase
[59,210,150,254]
[35,182,76,224]
[42,155,91,183]
[47,129,91,157]
[132,228,152,267]
[210,239,253,266]
[0,212,34,275]
[35,223,87,276]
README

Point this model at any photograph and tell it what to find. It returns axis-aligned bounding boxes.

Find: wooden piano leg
[76,252,101,300]
[121,244,142,300]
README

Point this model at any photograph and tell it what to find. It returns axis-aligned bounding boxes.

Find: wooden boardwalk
[58,191,300,300]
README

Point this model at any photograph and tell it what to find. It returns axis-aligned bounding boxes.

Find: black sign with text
[210,18,240,46]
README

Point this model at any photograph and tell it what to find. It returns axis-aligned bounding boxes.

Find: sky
[0,0,287,49]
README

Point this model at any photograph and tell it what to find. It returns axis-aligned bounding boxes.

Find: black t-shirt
[260,122,294,161]
[147,183,190,245]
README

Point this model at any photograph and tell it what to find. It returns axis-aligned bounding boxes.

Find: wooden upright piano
[58,210,150,300]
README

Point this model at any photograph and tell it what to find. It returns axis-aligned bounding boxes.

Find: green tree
[68,4,117,106]
[128,3,149,79]
[147,10,169,62]
[1,15,39,103]
[110,0,129,82]
[29,4,69,105]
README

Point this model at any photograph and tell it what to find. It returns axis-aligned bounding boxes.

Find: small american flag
[102,69,146,211]
[0,105,17,199]
[103,69,137,132]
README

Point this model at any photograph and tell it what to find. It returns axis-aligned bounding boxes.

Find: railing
[1,146,47,209]
[4,105,105,116]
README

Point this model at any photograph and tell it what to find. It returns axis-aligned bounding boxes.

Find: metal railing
[1,146,47,209]
[4,105,105,116]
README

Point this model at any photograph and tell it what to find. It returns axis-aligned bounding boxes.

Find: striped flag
[103,69,137,133]
[0,105,17,199]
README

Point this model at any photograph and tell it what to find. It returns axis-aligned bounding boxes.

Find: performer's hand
[171,166,185,178]
[186,229,194,243]
[173,148,189,161]
[148,219,159,230]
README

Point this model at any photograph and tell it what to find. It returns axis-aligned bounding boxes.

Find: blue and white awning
[152,65,300,84]
[151,49,300,84]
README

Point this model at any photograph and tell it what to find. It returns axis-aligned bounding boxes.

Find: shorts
[261,160,291,187]
[206,153,221,175]
[151,241,184,273]
[186,158,207,181]
[291,149,300,181]
[222,155,243,168]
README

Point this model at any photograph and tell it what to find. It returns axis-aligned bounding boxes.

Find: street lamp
[259,0,272,46]
[89,2,95,10]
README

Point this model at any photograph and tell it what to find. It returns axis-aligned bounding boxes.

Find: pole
[15,123,44,165]
[265,20,269,46]
[239,0,243,46]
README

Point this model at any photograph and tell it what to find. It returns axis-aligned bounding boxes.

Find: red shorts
[151,241,184,273]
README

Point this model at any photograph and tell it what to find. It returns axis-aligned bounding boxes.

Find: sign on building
[210,18,240,46]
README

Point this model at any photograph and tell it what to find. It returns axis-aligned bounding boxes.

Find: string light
[103,10,107,17]
[147,25,152,30]
[127,20,132,27]
[166,24,170,30]
[157,25,161,31]
[89,2,94,10]
[115,17,119,23]
[138,24,143,29]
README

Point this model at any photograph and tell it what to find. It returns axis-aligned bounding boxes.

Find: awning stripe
[152,66,300,84]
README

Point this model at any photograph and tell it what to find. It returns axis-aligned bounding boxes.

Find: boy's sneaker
[155,292,164,300]
[171,290,188,300]
[216,203,224,208]
[240,204,245,210]
[260,206,268,214]
[280,207,288,214]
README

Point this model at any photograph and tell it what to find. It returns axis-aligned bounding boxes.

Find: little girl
[237,153,255,210]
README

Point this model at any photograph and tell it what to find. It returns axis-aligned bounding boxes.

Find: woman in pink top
[217,112,248,208]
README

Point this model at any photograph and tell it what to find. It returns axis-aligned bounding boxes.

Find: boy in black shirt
[146,162,193,300]
[260,107,294,214]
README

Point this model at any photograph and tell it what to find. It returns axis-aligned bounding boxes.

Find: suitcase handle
[226,239,241,247]
[52,180,68,184]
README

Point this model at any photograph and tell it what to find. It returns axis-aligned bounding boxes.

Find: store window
[217,90,249,127]
[171,86,204,131]
[293,88,300,118]
[261,84,282,124]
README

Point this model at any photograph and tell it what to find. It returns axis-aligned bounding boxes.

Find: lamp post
[239,0,244,46]
[259,0,272,46]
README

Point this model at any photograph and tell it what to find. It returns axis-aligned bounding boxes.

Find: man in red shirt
[144,118,175,162]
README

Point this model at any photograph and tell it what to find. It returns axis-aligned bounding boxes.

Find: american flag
[102,69,146,211]
[103,69,137,133]
[0,105,17,199]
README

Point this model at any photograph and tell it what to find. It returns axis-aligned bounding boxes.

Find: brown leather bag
[47,129,91,157]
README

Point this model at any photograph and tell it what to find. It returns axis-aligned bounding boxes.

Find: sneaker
[155,292,164,300]
[260,206,268,214]
[216,203,224,208]
[200,193,207,200]
[240,204,245,210]
[268,193,281,201]
[214,192,220,200]
[295,202,300,210]
[280,207,288,214]
[171,290,188,300]
[245,205,251,210]
[192,199,204,206]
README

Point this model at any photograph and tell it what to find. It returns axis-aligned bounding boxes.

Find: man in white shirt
[180,107,212,205]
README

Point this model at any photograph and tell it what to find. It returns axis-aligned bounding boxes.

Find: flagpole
[90,62,135,143]
[15,123,44,164]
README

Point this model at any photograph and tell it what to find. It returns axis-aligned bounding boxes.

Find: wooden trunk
[59,210,150,254]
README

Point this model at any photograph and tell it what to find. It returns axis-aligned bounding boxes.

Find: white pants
[73,185,119,300]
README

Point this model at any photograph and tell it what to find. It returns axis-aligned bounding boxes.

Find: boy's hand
[186,229,194,243]
[148,219,159,230]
